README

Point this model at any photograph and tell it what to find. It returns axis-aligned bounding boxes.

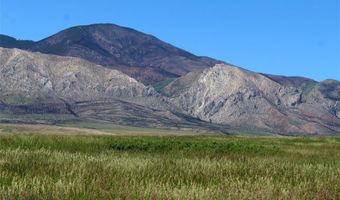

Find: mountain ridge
[0,47,233,133]
[1,23,221,84]
[165,64,340,135]
[0,23,339,135]
[0,34,35,49]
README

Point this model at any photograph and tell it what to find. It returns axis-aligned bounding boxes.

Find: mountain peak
[0,23,339,135]
[165,63,340,134]
[16,23,219,84]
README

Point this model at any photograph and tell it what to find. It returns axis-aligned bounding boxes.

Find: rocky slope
[0,48,339,135]
[0,22,339,135]
[0,47,153,104]
[165,64,340,135]
[0,47,228,131]
[0,24,220,85]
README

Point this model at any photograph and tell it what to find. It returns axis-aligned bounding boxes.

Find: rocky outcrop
[1,23,339,135]
[166,64,340,135]
[0,47,227,132]
[0,47,154,104]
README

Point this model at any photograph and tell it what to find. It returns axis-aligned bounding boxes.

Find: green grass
[0,129,339,199]
[59,121,213,136]
[152,78,175,93]
[60,120,175,132]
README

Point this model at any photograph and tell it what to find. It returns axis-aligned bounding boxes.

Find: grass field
[0,124,339,199]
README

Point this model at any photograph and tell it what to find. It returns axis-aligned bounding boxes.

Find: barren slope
[0,47,153,104]
[166,64,340,135]
[26,24,220,84]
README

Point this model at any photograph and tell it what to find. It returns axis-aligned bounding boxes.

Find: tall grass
[0,134,339,199]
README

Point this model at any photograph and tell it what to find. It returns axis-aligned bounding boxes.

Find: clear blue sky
[0,0,339,81]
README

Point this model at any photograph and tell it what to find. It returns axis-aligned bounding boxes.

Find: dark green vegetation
[318,79,340,101]
[0,34,34,49]
[302,82,318,96]
[0,128,339,199]
[152,78,175,93]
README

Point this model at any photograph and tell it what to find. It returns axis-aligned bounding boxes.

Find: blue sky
[0,0,339,81]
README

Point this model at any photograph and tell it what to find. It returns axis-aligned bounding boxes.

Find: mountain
[0,47,153,104]
[0,34,34,49]
[165,64,340,135]
[0,23,339,135]
[0,24,220,85]
[0,47,229,132]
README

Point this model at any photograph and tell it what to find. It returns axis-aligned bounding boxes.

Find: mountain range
[0,23,339,135]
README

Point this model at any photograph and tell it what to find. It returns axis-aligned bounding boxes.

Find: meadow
[0,124,339,199]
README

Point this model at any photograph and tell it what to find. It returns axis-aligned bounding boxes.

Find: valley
[0,1,339,199]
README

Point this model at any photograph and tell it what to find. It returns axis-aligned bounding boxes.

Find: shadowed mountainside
[0,34,34,50]
[0,24,220,85]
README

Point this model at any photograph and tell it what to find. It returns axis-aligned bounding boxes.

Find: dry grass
[0,123,210,136]
[0,124,339,199]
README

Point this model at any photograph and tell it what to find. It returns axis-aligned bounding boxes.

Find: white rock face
[1,48,339,135]
[0,47,154,103]
[170,64,340,134]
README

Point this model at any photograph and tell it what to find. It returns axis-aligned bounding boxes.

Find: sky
[0,0,339,81]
